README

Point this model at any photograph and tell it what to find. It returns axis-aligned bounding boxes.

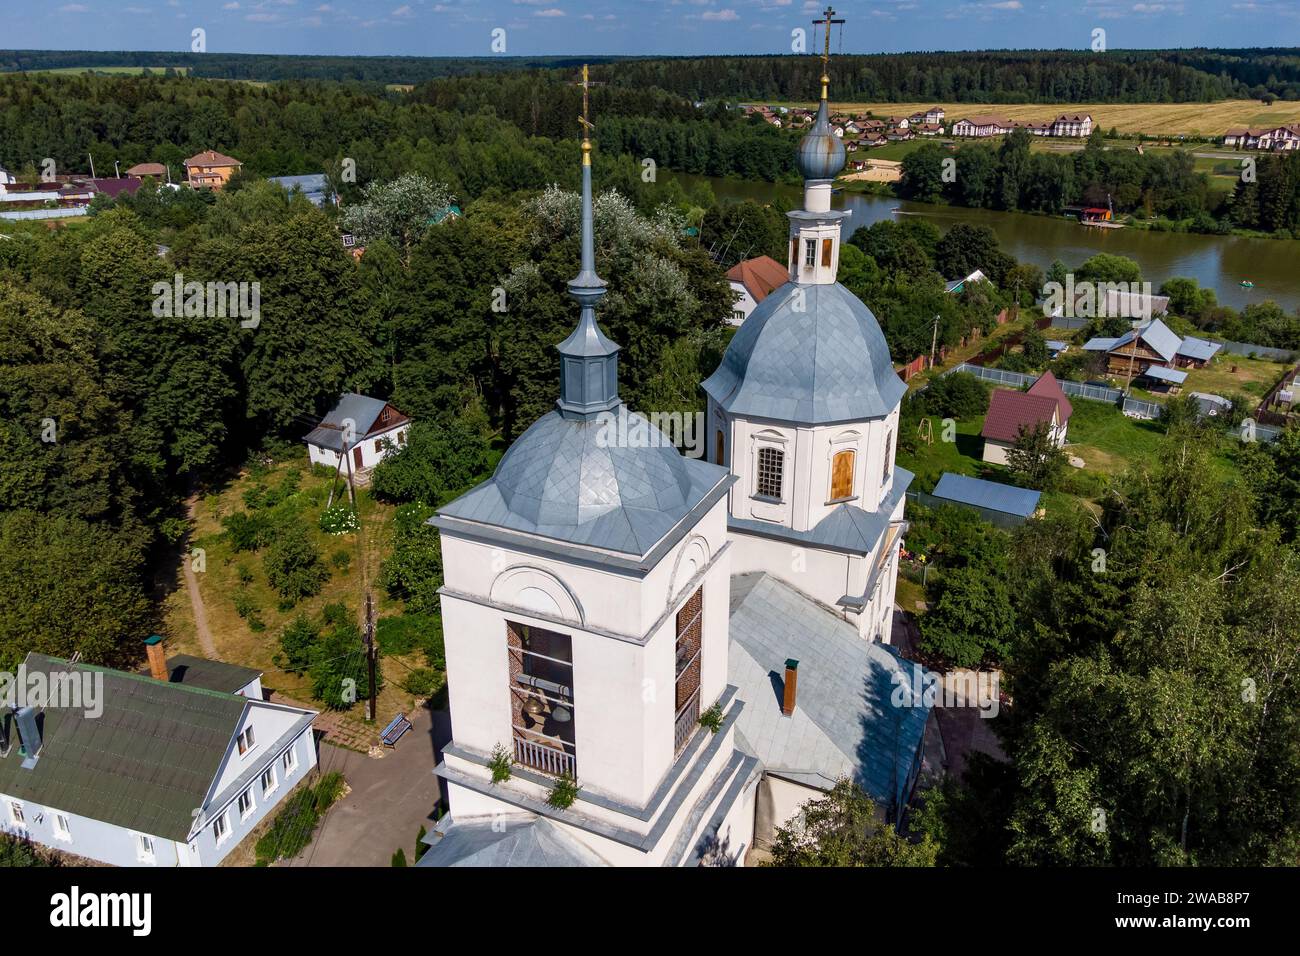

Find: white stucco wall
[437,495,732,809]
[307,423,409,473]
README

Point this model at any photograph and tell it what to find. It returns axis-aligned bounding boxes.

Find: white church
[419,62,933,867]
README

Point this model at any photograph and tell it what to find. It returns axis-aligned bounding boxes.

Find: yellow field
[791,100,1300,137]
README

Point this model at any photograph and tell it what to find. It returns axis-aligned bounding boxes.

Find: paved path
[289,704,450,867]
[184,495,218,658]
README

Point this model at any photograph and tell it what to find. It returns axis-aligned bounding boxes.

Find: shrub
[403,667,440,698]
[254,771,345,866]
[308,617,380,710]
[277,614,320,675]
[698,703,724,734]
[545,772,580,810]
[222,511,276,552]
[330,548,352,572]
[319,504,359,535]
[922,372,989,419]
[391,848,408,867]
[236,563,255,585]
[263,524,329,606]
[489,742,513,784]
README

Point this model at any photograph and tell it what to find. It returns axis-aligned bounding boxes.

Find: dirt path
[185,495,218,659]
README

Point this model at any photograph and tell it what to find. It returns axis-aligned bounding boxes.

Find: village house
[125,162,167,178]
[913,123,943,136]
[1223,125,1300,150]
[419,71,931,868]
[924,106,945,125]
[0,639,317,867]
[951,114,1013,137]
[726,254,790,326]
[980,372,1073,465]
[1050,113,1094,137]
[184,150,243,189]
[1082,317,1221,381]
[304,392,411,482]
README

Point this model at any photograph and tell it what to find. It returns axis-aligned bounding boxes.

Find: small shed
[931,472,1042,524]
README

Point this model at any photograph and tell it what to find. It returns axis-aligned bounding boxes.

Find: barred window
[756,447,784,499]
[804,238,816,268]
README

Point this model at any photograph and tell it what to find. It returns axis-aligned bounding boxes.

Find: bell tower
[787,6,850,287]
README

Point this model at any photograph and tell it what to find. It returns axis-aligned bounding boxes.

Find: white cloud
[391,4,413,16]
[223,1,240,8]
[59,3,89,11]
[985,1,1022,9]
[534,7,566,15]
[701,7,739,19]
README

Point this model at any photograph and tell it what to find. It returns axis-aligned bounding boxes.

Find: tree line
[6,47,1298,101]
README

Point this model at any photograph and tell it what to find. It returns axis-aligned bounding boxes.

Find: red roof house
[726,255,790,326]
[981,372,1072,465]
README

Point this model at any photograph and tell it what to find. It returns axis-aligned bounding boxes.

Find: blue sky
[6,0,1297,57]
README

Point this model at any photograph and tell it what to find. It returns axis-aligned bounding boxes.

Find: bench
[381,713,413,747]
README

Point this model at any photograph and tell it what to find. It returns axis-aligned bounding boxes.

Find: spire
[796,7,847,183]
[557,64,620,419]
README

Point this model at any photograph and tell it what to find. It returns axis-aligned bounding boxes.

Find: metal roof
[303,392,398,451]
[437,408,731,557]
[415,814,607,867]
[727,573,932,810]
[1139,364,1188,384]
[931,472,1041,518]
[729,466,913,557]
[981,390,1060,443]
[1177,336,1222,362]
[267,174,333,207]
[1082,336,1119,352]
[702,281,907,425]
[796,97,847,180]
[0,654,249,840]
[1111,319,1181,363]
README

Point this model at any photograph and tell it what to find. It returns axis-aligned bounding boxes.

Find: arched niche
[489,565,584,625]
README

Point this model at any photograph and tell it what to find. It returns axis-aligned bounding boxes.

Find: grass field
[24,65,189,76]
[163,456,436,740]
[781,100,1300,137]
[1182,353,1293,398]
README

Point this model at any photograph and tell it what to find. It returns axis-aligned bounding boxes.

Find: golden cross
[814,6,844,98]
[578,64,594,135]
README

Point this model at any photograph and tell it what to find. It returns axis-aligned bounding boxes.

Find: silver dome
[702,282,906,424]
[796,98,846,181]
[438,408,730,556]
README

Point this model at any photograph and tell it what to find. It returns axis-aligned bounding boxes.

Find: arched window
[756,446,784,500]
[883,432,893,484]
[830,449,855,500]
[715,429,725,466]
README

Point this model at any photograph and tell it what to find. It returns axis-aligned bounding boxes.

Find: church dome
[702,282,906,425]
[796,98,846,181]
[439,408,729,556]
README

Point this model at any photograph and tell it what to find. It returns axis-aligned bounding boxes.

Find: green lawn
[897,415,1004,494]
[1065,399,1166,474]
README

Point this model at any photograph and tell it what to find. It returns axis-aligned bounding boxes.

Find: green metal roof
[0,653,247,841]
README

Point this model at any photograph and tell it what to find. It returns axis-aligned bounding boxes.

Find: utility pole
[929,313,941,368]
[88,153,96,178]
[364,591,377,723]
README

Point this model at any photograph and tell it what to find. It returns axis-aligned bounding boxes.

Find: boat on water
[1240,280,1255,289]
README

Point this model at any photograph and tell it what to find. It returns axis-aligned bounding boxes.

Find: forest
[5,47,1300,101]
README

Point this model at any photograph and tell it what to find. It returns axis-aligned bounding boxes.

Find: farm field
[23,65,190,75]
[777,100,1300,137]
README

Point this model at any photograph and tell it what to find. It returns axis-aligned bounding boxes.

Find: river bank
[674,171,1300,313]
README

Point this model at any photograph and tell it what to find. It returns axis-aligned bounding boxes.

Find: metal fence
[1217,340,1298,363]
[940,363,1281,441]
[0,206,88,221]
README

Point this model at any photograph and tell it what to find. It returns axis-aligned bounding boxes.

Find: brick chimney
[144,634,169,682]
[782,659,799,716]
